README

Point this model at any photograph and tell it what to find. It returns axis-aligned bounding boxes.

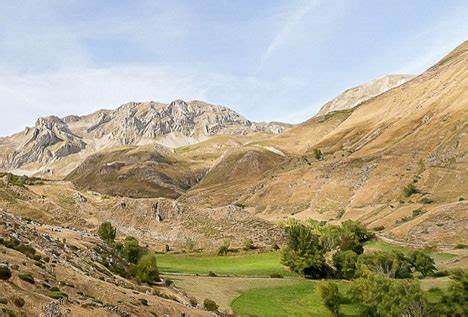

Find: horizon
[1,1,467,136]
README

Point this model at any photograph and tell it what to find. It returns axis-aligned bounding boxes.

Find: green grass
[231,280,363,317]
[157,251,296,277]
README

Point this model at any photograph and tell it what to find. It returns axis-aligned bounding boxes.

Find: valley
[0,41,467,316]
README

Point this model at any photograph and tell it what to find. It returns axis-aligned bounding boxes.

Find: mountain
[0,99,289,177]
[316,74,414,116]
[178,41,468,245]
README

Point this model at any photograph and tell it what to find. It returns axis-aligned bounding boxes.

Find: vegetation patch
[157,252,295,277]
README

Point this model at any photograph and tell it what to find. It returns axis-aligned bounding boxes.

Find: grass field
[231,280,363,317]
[158,251,296,276]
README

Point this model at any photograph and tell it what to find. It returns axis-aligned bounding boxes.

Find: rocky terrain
[0,99,289,178]
[316,74,414,116]
[0,211,213,317]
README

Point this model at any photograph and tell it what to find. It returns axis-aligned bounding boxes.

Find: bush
[454,244,467,249]
[18,273,35,284]
[0,266,12,280]
[203,298,219,312]
[373,225,385,231]
[189,297,198,307]
[313,148,323,160]
[242,238,254,250]
[409,250,436,277]
[132,253,160,284]
[48,290,68,299]
[403,183,418,197]
[138,298,148,306]
[164,279,173,287]
[217,239,230,256]
[122,236,145,264]
[333,250,358,280]
[13,297,25,308]
[318,282,341,317]
[97,222,116,243]
[208,271,217,277]
[269,273,283,278]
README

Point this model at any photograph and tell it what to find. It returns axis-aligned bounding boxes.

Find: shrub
[138,298,148,306]
[18,273,35,284]
[48,290,68,299]
[217,239,230,256]
[318,282,341,317]
[164,279,173,287]
[203,298,219,312]
[242,239,254,250]
[132,253,160,284]
[208,271,217,277]
[189,297,198,307]
[184,238,195,252]
[409,250,436,277]
[0,297,7,304]
[269,273,283,278]
[13,297,25,308]
[0,266,12,280]
[454,244,467,249]
[373,225,385,231]
[313,148,323,160]
[420,197,433,204]
[97,222,116,243]
[412,209,425,217]
[459,197,465,201]
[122,236,145,264]
[403,183,418,197]
[333,250,358,280]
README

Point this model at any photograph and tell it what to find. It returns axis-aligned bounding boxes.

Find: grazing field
[158,251,296,276]
[231,280,363,317]
[169,276,299,312]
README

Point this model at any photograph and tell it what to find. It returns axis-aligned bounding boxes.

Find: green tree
[333,250,358,279]
[122,236,144,264]
[281,221,327,277]
[356,251,412,279]
[409,250,436,277]
[432,271,468,316]
[132,253,160,283]
[349,274,428,317]
[318,281,341,317]
[97,222,116,243]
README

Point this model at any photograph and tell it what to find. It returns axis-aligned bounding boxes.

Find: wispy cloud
[256,0,320,72]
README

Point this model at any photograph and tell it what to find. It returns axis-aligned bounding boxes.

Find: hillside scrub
[97,222,116,243]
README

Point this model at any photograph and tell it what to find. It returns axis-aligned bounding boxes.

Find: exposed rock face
[316,74,414,116]
[0,100,288,173]
[5,116,86,168]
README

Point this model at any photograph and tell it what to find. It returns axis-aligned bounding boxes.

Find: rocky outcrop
[317,74,414,116]
[0,99,289,172]
[6,116,86,168]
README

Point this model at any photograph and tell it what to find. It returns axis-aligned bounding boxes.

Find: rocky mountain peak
[317,74,414,116]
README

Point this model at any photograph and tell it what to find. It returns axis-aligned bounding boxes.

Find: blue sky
[0,0,467,136]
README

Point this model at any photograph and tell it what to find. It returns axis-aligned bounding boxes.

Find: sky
[0,0,467,136]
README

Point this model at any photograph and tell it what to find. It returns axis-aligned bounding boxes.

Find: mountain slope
[181,41,468,245]
[316,74,414,116]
